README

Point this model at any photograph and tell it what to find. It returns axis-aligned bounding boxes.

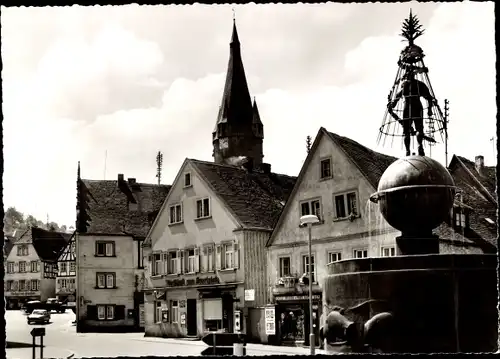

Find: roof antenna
[232,7,236,22]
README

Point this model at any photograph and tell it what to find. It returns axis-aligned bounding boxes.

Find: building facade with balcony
[75,164,170,332]
[4,227,70,309]
[142,158,295,341]
[56,233,77,308]
[265,128,401,347]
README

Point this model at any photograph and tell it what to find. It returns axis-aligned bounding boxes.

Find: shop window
[203,298,222,332]
[154,301,162,323]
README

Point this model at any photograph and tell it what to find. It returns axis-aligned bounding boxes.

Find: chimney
[242,157,254,172]
[128,178,136,185]
[118,174,124,183]
[475,155,484,176]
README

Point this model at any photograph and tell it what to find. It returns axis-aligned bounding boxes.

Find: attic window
[184,173,192,188]
[320,158,332,179]
[454,207,468,229]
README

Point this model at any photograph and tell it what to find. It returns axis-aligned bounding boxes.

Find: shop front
[274,293,322,347]
[6,291,42,309]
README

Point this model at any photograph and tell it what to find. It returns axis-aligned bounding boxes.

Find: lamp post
[300,214,320,355]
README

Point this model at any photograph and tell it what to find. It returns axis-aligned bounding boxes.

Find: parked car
[27,309,51,324]
[24,298,67,314]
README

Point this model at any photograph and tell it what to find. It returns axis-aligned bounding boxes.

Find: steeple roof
[252,97,262,125]
[214,20,253,130]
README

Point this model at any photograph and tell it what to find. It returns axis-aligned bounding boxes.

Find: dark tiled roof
[445,155,497,250]
[31,227,71,262]
[80,178,171,237]
[325,131,398,189]
[455,156,497,197]
[191,160,297,229]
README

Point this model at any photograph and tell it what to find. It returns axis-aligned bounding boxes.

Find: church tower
[212,20,264,166]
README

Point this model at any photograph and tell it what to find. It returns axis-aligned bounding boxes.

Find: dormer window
[184,173,192,188]
[454,207,469,229]
[320,158,332,179]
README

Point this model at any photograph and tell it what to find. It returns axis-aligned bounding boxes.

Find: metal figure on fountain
[388,70,435,156]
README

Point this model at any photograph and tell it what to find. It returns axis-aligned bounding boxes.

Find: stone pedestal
[323,254,498,353]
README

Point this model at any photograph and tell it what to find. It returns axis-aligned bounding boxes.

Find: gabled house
[142,158,295,341]
[265,127,399,347]
[435,154,497,254]
[56,232,77,309]
[4,227,70,309]
[141,19,296,343]
[75,163,171,332]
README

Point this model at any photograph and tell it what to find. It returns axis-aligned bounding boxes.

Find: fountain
[320,11,498,354]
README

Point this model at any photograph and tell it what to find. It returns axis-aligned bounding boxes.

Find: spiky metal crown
[400,10,425,45]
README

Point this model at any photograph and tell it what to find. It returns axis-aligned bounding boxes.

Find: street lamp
[300,214,320,355]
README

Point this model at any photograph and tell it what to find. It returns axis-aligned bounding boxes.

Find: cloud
[2,2,495,228]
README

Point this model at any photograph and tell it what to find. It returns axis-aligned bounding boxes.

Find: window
[169,204,183,224]
[381,247,396,257]
[70,262,76,273]
[170,300,179,323]
[155,301,163,323]
[60,279,67,288]
[223,243,234,269]
[328,252,342,263]
[279,257,291,277]
[300,199,322,221]
[454,208,467,228]
[17,245,28,256]
[152,253,162,276]
[19,261,26,273]
[96,273,116,289]
[5,280,13,291]
[187,249,196,273]
[97,305,115,320]
[354,248,368,258]
[19,280,26,291]
[184,173,192,187]
[168,251,178,274]
[69,278,76,290]
[60,262,67,274]
[334,191,359,220]
[106,305,114,320]
[7,262,14,273]
[320,158,332,179]
[95,241,115,257]
[29,280,39,291]
[203,246,214,272]
[196,198,211,219]
[302,255,316,283]
[31,261,39,273]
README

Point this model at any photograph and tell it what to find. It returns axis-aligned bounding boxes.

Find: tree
[4,207,25,235]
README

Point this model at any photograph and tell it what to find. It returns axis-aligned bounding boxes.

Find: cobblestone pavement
[6,310,324,358]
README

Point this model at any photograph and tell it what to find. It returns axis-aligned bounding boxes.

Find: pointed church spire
[252,97,262,125]
[212,21,264,166]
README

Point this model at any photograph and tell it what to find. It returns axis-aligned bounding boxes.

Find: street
[6,310,320,358]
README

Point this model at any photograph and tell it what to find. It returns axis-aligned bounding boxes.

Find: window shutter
[215,245,222,270]
[194,248,200,273]
[115,305,126,320]
[87,305,97,320]
[234,241,240,269]
[176,250,182,273]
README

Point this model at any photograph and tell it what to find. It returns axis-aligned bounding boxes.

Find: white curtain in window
[203,299,222,320]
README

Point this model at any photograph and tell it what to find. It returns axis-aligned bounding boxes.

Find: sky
[2,2,496,228]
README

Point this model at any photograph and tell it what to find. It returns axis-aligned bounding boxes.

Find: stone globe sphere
[370,156,456,236]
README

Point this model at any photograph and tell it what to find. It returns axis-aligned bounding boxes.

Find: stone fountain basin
[323,254,497,353]
[369,184,456,235]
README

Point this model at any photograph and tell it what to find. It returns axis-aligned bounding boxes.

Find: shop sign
[265,307,276,335]
[244,289,255,301]
[10,291,37,296]
[276,294,321,302]
[166,276,220,287]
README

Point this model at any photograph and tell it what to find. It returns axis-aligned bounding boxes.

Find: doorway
[187,299,197,336]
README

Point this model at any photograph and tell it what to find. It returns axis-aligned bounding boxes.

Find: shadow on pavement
[6,341,43,349]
